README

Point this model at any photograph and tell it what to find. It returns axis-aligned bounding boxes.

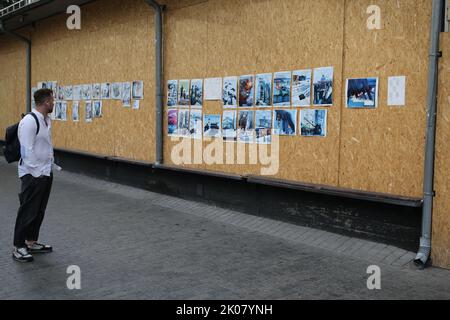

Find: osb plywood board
[30,0,155,162]
[339,0,431,197]
[163,0,345,185]
[432,34,450,270]
[0,36,26,133]
[163,0,209,172]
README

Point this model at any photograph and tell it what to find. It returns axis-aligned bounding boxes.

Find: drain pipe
[0,21,31,113]
[415,0,445,268]
[145,0,164,165]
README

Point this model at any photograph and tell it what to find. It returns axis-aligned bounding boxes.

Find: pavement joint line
[319,235,344,250]
[267,222,290,236]
[342,239,366,255]
[292,228,316,241]
[326,235,350,250]
[245,218,272,231]
[391,251,414,266]
[314,231,337,247]
[255,223,276,235]
[382,250,407,265]
[304,230,327,244]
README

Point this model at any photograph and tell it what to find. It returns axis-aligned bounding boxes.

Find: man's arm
[18,116,39,168]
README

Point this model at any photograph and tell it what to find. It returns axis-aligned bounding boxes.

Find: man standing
[13,88,55,263]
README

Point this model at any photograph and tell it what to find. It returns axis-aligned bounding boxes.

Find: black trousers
[13,173,53,248]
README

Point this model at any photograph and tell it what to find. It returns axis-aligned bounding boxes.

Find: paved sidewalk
[0,159,449,300]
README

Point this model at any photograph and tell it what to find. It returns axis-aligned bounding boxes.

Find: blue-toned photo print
[167,80,178,107]
[223,76,238,108]
[255,73,272,107]
[273,71,291,107]
[346,77,378,108]
[190,79,203,108]
[178,80,190,106]
[222,110,237,141]
[300,109,327,137]
[237,110,254,143]
[313,67,333,106]
[203,114,221,138]
[189,109,202,139]
[255,110,272,144]
[273,109,297,136]
[176,109,190,137]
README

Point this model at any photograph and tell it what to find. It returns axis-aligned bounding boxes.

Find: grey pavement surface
[0,158,450,300]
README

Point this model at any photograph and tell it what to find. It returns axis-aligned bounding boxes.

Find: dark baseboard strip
[246,176,423,208]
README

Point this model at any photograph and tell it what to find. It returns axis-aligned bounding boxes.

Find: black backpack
[3,113,40,164]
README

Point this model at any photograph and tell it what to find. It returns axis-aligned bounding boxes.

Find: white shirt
[18,109,54,178]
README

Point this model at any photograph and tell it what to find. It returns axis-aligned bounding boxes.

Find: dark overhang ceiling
[0,0,96,33]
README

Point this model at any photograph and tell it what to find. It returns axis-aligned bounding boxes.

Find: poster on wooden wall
[292,69,311,107]
[273,71,291,107]
[255,73,272,107]
[223,76,238,108]
[273,109,297,136]
[313,67,333,106]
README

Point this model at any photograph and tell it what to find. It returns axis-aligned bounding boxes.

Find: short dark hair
[34,89,54,105]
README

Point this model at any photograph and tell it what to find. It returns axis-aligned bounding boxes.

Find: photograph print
[82,84,92,100]
[92,83,101,100]
[203,114,221,138]
[132,81,144,100]
[112,82,123,100]
[101,83,111,100]
[300,109,327,137]
[189,109,203,140]
[190,79,203,108]
[255,110,272,144]
[64,86,73,101]
[313,67,333,106]
[178,80,190,107]
[56,85,64,100]
[167,80,178,107]
[273,109,297,136]
[273,71,291,107]
[177,109,190,137]
[223,76,238,108]
[239,75,254,107]
[222,110,237,142]
[346,77,378,108]
[255,73,272,107]
[292,69,311,107]
[60,102,68,121]
[168,109,178,136]
[72,101,80,122]
[237,110,254,143]
[85,101,93,123]
[93,100,102,118]
[73,85,82,101]
[54,102,62,120]
[122,82,132,107]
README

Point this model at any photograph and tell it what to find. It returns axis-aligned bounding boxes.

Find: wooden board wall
[0,36,27,133]
[433,34,450,269]
[162,0,431,198]
[339,0,431,198]
[163,0,346,186]
[29,0,156,162]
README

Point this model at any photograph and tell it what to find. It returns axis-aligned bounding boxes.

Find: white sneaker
[12,247,34,263]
